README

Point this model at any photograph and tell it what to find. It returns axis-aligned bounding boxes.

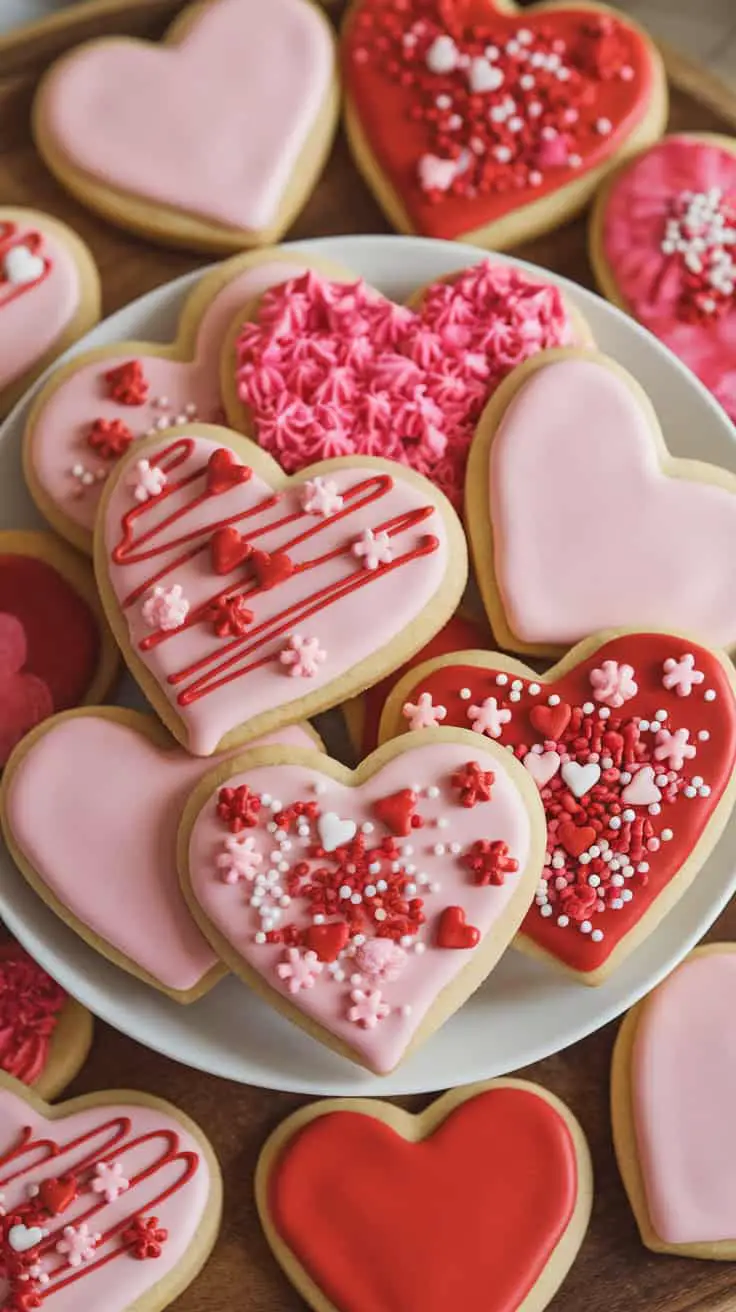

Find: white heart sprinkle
[621,765,662,806]
[317,812,357,853]
[3,245,45,286]
[468,56,505,93]
[9,1223,47,1252]
[523,750,561,788]
[561,761,601,799]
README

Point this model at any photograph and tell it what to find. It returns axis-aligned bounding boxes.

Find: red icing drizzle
[0,226,51,310]
[398,634,736,971]
[0,945,66,1087]
[0,1110,199,1305]
[0,556,100,716]
[269,1088,578,1312]
[344,0,654,240]
[111,440,438,707]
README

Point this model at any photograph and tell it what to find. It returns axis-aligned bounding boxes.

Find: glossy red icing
[344,0,656,239]
[395,634,736,972]
[269,1088,578,1312]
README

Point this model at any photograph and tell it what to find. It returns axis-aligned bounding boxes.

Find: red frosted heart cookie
[590,133,736,426]
[0,940,92,1099]
[179,729,545,1072]
[0,532,118,766]
[224,261,590,510]
[379,631,736,983]
[256,1079,592,1312]
[342,0,666,247]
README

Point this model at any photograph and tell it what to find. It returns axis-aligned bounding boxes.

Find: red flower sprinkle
[463,839,519,886]
[557,883,599,922]
[216,784,261,832]
[451,761,494,807]
[206,595,254,638]
[104,360,149,406]
[123,1215,169,1261]
[87,418,134,459]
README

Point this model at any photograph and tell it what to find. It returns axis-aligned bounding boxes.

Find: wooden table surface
[3,4,736,1309]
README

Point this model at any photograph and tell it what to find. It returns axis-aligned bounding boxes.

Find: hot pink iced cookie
[0,209,99,418]
[591,133,736,425]
[33,0,339,252]
[95,428,467,757]
[179,729,545,1073]
[0,1074,220,1311]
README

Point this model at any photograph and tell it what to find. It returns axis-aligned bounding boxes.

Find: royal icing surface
[395,634,736,973]
[344,0,656,240]
[487,358,736,648]
[0,945,67,1086]
[0,557,101,765]
[0,220,80,392]
[601,136,736,423]
[187,740,533,1072]
[29,260,305,534]
[102,436,454,756]
[41,0,334,231]
[4,716,314,993]
[0,1087,210,1311]
[631,950,736,1244]
[269,1087,578,1311]
[234,265,578,510]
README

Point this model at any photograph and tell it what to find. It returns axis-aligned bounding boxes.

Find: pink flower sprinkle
[56,1223,101,1268]
[141,583,189,632]
[653,727,696,770]
[279,633,327,678]
[277,948,323,994]
[467,697,512,739]
[216,835,263,884]
[92,1159,129,1203]
[301,476,344,517]
[127,458,167,503]
[355,938,407,984]
[589,660,638,708]
[348,987,390,1029]
[352,528,394,571]
[662,654,704,697]
[402,692,447,730]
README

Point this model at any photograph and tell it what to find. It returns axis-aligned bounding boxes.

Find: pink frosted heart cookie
[224,261,590,511]
[0,1073,220,1310]
[33,0,339,252]
[23,250,350,555]
[0,209,99,418]
[179,728,545,1073]
[612,944,736,1258]
[94,427,467,756]
[342,0,667,248]
[0,708,320,1000]
[465,350,736,656]
[590,133,736,425]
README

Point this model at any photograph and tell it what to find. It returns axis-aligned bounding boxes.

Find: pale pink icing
[235,264,578,509]
[601,136,736,423]
[0,1088,211,1310]
[40,0,334,231]
[489,358,736,648]
[4,714,315,992]
[631,950,736,1244]
[0,218,81,391]
[187,740,532,1073]
[102,436,455,755]
[29,260,305,535]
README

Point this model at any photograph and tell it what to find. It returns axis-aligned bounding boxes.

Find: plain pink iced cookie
[593,134,736,423]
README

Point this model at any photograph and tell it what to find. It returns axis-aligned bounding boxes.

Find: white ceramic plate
[1,234,735,1096]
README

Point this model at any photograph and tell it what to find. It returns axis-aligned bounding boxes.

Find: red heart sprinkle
[39,1176,77,1216]
[557,822,596,859]
[530,703,572,740]
[304,922,350,963]
[251,549,294,590]
[210,526,252,575]
[373,788,419,837]
[436,906,480,950]
[206,448,252,495]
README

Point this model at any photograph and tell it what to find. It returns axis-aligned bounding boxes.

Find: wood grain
[1,4,736,1309]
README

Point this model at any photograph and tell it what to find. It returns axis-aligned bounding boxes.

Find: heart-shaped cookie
[0,209,100,418]
[0,1072,220,1311]
[590,133,736,426]
[465,350,736,656]
[379,631,736,983]
[95,427,466,756]
[1,707,320,1000]
[33,0,339,252]
[223,261,590,511]
[612,943,736,1258]
[342,0,666,248]
[257,1078,591,1310]
[0,531,118,767]
[24,250,350,556]
[0,940,93,1100]
[179,728,545,1072]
